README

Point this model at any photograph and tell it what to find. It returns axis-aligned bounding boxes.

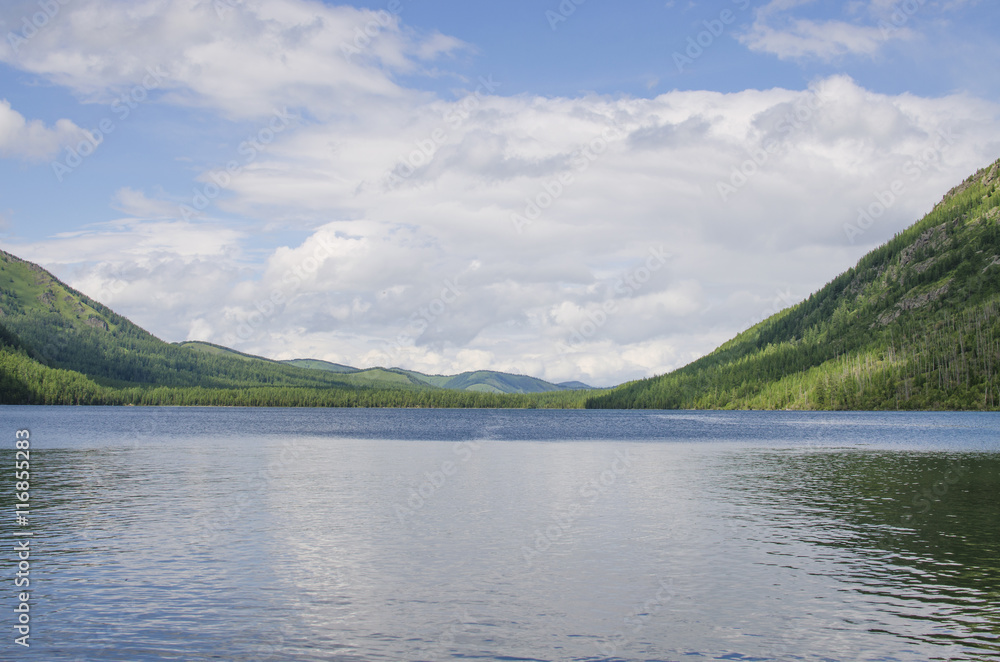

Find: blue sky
[0,0,998,386]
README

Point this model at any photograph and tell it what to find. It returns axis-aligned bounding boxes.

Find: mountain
[0,251,591,406]
[280,358,360,373]
[394,368,587,394]
[588,157,1000,411]
[558,380,595,390]
[0,251,372,391]
[184,341,590,393]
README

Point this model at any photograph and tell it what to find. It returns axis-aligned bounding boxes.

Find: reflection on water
[0,407,997,661]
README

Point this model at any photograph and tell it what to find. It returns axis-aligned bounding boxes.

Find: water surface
[1,407,997,661]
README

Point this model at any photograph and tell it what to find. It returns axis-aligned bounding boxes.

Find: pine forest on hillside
[588,159,1000,410]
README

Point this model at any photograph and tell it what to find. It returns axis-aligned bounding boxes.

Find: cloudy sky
[0,0,998,386]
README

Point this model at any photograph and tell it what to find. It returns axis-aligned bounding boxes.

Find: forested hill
[0,250,369,391]
[0,250,591,407]
[588,158,1000,411]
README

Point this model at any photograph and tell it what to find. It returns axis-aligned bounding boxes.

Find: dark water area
[0,407,997,661]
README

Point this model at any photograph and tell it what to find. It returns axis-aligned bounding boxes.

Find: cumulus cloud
[0,0,469,119]
[2,1,999,386]
[0,100,88,161]
[3,218,247,339]
[13,72,997,386]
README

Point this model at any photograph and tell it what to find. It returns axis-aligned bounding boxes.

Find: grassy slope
[589,158,1000,410]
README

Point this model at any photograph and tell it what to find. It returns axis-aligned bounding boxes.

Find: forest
[588,159,1000,410]
[3,159,1000,411]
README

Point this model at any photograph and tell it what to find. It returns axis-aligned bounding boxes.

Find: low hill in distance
[589,158,1000,411]
[0,251,591,407]
[280,358,359,374]
[181,341,591,394]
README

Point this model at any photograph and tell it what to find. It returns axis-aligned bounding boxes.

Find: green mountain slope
[394,368,588,394]
[177,340,281,362]
[588,158,1000,411]
[558,381,595,390]
[279,353,593,393]
[281,358,360,373]
[183,338,591,393]
[0,251,593,407]
[0,254,372,391]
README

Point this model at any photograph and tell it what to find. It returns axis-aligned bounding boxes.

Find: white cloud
[0,0,469,119]
[111,187,178,218]
[1,218,247,336]
[8,72,997,386]
[0,100,88,161]
[740,0,918,60]
[741,18,904,60]
[2,1,999,387]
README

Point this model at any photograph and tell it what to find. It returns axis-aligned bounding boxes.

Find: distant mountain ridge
[180,341,592,394]
[0,252,591,405]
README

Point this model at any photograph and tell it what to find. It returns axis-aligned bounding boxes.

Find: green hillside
[394,368,584,394]
[177,340,280,362]
[279,354,591,393]
[281,358,359,373]
[589,158,1000,411]
[179,342,419,388]
[0,262,368,392]
[0,251,592,407]
[187,341,590,393]
[0,322,591,407]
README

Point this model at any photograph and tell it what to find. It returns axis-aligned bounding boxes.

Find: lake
[1,407,998,661]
